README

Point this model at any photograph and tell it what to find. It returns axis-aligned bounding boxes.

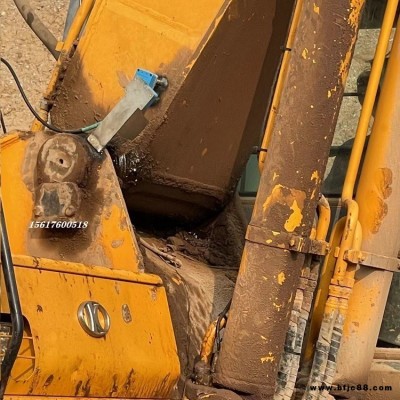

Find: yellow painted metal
[200,316,227,364]
[11,254,161,285]
[1,256,180,397]
[304,217,345,364]
[0,131,180,396]
[306,0,398,367]
[335,17,400,383]
[316,195,331,241]
[31,0,96,132]
[341,0,399,202]
[0,132,141,270]
[330,199,359,288]
[37,0,229,131]
[258,0,303,172]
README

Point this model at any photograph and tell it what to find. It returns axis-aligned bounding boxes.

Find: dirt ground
[0,0,69,132]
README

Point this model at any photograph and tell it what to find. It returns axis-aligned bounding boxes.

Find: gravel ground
[0,0,69,131]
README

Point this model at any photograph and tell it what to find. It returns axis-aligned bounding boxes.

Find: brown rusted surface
[49,0,295,224]
[122,0,295,223]
[37,134,90,185]
[142,239,236,398]
[213,0,364,397]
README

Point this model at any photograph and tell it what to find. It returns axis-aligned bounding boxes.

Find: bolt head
[33,206,43,217]
[65,206,76,217]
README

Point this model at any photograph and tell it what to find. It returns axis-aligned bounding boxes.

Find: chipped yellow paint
[311,170,319,182]
[310,227,317,240]
[261,352,275,363]
[313,3,320,14]
[284,199,303,232]
[263,276,268,281]
[172,277,182,285]
[263,184,284,213]
[273,172,280,181]
[277,272,286,286]
[272,231,280,236]
[311,188,316,200]
[348,0,364,29]
[302,48,309,59]
[273,302,283,311]
[263,185,306,233]
[261,335,268,341]
[266,239,273,244]
[328,90,332,98]
[338,0,363,85]
[339,46,355,85]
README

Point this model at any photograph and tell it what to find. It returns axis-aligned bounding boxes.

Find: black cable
[0,109,7,133]
[0,57,99,134]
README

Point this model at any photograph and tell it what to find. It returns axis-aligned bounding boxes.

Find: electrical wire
[0,109,7,133]
[0,57,99,134]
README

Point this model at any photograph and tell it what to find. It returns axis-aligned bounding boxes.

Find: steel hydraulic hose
[0,206,24,399]
[275,197,331,400]
[258,0,304,172]
[13,0,59,59]
[32,0,95,132]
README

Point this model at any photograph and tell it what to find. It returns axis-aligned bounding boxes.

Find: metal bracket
[246,224,330,256]
[87,69,160,152]
[343,249,400,273]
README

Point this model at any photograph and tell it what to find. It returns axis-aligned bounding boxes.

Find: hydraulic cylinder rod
[213,0,364,397]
